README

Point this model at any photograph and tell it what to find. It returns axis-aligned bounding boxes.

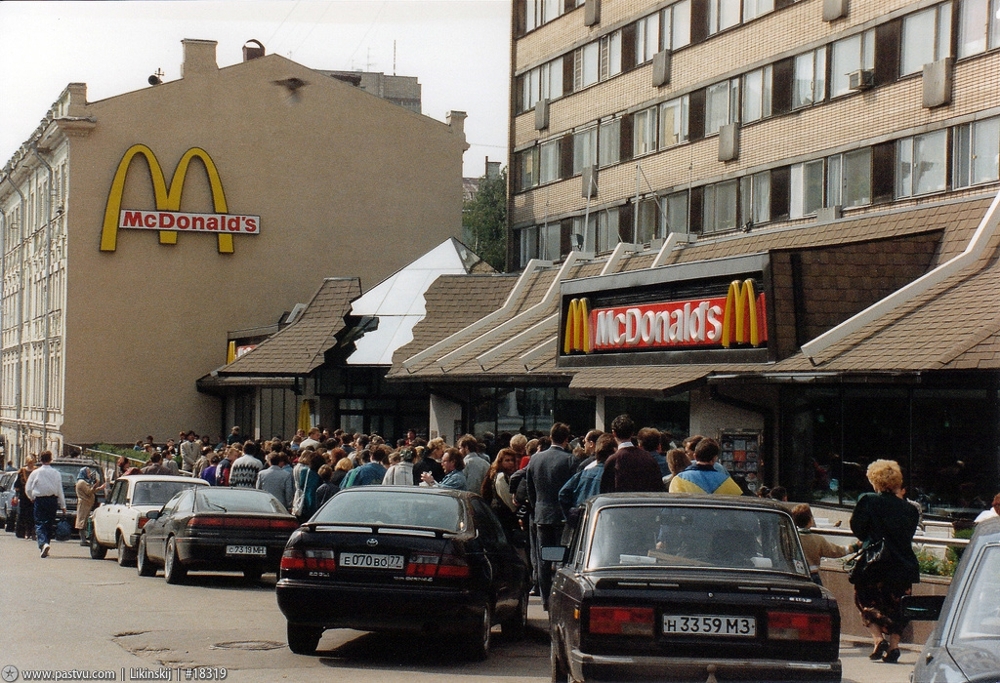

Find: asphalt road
[0,531,917,683]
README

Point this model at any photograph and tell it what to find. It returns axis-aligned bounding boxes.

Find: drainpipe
[31,145,54,453]
[708,386,775,485]
[1,172,26,462]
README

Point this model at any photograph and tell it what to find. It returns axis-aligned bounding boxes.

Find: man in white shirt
[25,450,67,558]
[975,493,1000,523]
[299,428,323,451]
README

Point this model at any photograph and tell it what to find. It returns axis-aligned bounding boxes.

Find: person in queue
[600,415,664,493]
[559,434,617,535]
[661,448,690,488]
[481,447,520,538]
[412,437,445,485]
[421,447,466,490]
[526,423,575,610]
[791,503,859,585]
[668,438,742,495]
[256,451,295,511]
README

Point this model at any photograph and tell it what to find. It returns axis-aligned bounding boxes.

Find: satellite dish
[148,75,162,86]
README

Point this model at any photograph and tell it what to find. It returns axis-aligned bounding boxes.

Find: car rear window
[313,490,465,532]
[133,480,202,506]
[586,505,808,576]
[196,489,287,514]
[52,463,105,488]
[953,545,1000,642]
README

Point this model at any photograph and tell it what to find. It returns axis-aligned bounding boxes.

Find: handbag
[846,538,887,584]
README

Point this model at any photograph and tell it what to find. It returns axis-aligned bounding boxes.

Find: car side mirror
[145,510,160,520]
[542,545,568,564]
[901,595,945,621]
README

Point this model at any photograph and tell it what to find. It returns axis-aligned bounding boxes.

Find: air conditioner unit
[848,69,874,91]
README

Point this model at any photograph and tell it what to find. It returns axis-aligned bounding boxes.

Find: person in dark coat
[526,422,575,610]
[600,415,665,494]
[850,459,920,664]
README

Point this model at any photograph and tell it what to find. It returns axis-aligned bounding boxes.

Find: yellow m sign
[100,144,236,254]
[563,298,592,353]
[721,279,764,348]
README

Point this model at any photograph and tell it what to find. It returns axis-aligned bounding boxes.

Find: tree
[462,168,507,272]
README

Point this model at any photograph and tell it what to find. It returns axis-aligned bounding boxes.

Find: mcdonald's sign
[100,144,260,254]
[561,279,767,354]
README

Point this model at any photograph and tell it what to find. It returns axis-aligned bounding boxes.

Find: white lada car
[90,474,208,566]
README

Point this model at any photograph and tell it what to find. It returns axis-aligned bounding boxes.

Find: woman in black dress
[849,459,920,664]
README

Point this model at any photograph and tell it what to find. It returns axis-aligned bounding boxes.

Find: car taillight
[767,611,832,641]
[137,516,149,529]
[188,516,297,530]
[588,607,655,636]
[280,548,337,572]
[405,553,470,579]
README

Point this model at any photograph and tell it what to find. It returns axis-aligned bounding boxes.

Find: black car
[906,517,1000,682]
[136,487,299,584]
[546,493,842,682]
[275,486,530,659]
[50,458,106,523]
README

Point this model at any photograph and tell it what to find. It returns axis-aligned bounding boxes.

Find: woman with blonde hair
[849,459,920,664]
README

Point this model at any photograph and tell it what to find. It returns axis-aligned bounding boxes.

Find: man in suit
[526,422,575,610]
[601,414,664,494]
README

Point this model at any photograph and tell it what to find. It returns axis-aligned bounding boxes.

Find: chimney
[181,39,218,78]
[243,39,265,62]
[446,110,470,151]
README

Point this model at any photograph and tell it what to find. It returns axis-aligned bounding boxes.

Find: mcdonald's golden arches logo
[720,279,766,348]
[101,144,260,254]
[563,298,591,353]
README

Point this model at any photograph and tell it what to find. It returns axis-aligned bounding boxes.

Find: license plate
[663,615,756,637]
[340,552,404,570]
[226,545,267,556]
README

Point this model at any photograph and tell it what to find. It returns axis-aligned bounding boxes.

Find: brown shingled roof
[218,278,360,376]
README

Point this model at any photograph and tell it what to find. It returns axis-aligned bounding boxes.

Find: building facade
[0,39,468,460]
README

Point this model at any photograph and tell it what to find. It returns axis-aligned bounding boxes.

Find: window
[540,222,562,260]
[573,127,598,175]
[634,106,658,156]
[793,48,827,108]
[742,66,772,123]
[519,226,539,267]
[636,197,663,243]
[706,78,739,135]
[743,0,774,22]
[709,0,741,35]
[897,130,948,197]
[525,0,564,31]
[599,119,621,167]
[519,59,563,113]
[827,148,872,208]
[517,147,539,191]
[790,160,825,218]
[539,140,561,184]
[831,30,874,97]
[659,96,689,148]
[637,13,661,64]
[600,31,623,80]
[740,171,771,226]
[703,180,738,232]
[958,0,1000,57]
[954,118,1000,187]
[662,0,692,50]
[666,191,689,233]
[577,209,620,253]
[574,42,600,90]
[901,4,952,76]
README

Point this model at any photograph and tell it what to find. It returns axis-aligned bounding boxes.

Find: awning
[569,365,720,396]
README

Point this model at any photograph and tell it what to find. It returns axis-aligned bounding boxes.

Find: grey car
[906,517,1000,682]
[0,470,18,530]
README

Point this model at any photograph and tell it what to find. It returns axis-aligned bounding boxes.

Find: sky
[0,0,511,178]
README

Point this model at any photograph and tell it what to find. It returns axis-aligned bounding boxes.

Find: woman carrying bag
[849,459,920,664]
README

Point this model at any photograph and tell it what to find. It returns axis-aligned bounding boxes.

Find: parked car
[90,474,208,566]
[545,493,842,683]
[275,486,531,659]
[50,457,106,524]
[135,487,298,584]
[0,470,18,531]
[905,517,1000,682]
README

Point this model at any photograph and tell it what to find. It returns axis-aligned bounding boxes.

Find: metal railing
[812,525,969,549]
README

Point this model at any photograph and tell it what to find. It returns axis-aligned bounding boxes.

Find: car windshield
[195,489,286,514]
[586,504,808,576]
[133,480,201,506]
[952,545,1000,643]
[52,463,105,488]
[313,490,466,532]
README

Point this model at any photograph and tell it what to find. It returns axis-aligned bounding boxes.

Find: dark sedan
[546,494,842,683]
[275,486,530,660]
[136,487,299,584]
[907,517,1000,682]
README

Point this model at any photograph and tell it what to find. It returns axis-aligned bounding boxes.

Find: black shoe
[869,640,889,660]
[882,648,901,664]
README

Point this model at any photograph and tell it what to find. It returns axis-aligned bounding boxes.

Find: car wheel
[117,534,137,567]
[89,531,108,560]
[136,534,156,577]
[501,591,528,641]
[243,566,263,584]
[551,636,569,683]
[464,603,492,661]
[4,513,14,533]
[163,536,187,585]
[286,622,322,655]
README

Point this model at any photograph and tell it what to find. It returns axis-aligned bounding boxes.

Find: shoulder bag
[846,538,887,584]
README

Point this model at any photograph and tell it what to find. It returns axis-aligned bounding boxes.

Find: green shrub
[947,528,975,565]
[916,549,956,577]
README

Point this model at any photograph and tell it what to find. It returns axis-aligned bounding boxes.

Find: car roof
[118,474,207,485]
[334,485,475,500]
[51,458,101,467]
[586,492,794,514]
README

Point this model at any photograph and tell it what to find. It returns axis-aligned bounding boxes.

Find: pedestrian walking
[24,450,67,558]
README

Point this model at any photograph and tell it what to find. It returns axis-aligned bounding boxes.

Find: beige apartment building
[0,39,467,460]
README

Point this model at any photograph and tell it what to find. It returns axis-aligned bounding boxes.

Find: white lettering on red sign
[119,210,260,234]
[591,297,726,350]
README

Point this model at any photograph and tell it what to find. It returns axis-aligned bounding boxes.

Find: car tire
[286,622,322,655]
[243,566,263,584]
[163,536,187,585]
[89,531,108,560]
[4,513,13,533]
[117,534,137,567]
[551,636,569,683]
[136,534,156,577]
[464,603,492,661]
[501,591,528,640]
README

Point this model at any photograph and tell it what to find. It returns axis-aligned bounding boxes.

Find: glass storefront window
[605,394,690,440]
